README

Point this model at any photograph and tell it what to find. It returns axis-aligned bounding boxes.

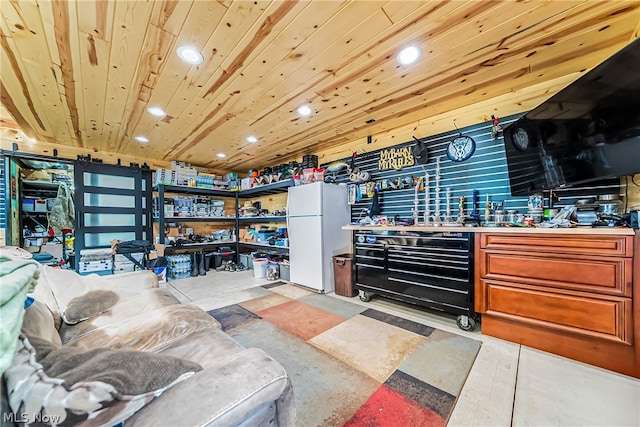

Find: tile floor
[161,272,640,426]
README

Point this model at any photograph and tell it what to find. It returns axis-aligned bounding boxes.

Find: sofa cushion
[59,288,181,344]
[21,300,62,360]
[126,348,295,427]
[153,328,245,369]
[63,289,120,324]
[35,266,158,325]
[65,304,221,352]
[4,335,202,427]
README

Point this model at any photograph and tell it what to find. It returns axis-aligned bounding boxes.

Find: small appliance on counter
[574,199,599,226]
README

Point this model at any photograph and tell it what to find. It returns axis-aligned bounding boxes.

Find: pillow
[4,335,202,426]
[62,290,120,324]
[21,300,62,360]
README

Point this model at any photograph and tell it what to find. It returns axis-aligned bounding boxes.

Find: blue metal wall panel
[323,113,619,222]
[0,155,6,229]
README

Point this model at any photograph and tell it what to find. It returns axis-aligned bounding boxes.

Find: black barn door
[73,161,152,272]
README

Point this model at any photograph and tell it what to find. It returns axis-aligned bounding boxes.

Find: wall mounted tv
[504,38,640,196]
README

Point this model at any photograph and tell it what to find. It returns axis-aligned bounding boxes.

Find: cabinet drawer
[480,252,632,297]
[477,280,632,344]
[480,233,632,257]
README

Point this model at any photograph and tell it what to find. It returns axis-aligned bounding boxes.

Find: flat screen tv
[504,38,640,196]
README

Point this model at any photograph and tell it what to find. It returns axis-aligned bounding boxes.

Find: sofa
[1,261,295,426]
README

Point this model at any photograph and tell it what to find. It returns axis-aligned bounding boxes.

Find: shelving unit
[153,179,293,256]
[237,181,290,257]
[238,215,286,223]
[154,184,236,254]
[159,217,237,223]
[238,241,289,252]
[239,179,293,197]
[20,180,63,248]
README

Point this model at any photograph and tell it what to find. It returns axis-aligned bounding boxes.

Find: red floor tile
[256,300,347,341]
[345,384,446,427]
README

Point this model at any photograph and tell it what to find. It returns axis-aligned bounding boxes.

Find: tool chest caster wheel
[456,315,476,331]
[359,291,373,302]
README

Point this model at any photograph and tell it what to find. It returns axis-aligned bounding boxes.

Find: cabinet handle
[355,263,385,269]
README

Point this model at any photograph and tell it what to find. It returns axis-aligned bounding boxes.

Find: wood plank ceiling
[1,0,639,173]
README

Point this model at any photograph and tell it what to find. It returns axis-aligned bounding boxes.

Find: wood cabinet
[475,231,640,378]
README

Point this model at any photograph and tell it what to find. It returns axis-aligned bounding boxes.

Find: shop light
[177,46,204,65]
[246,135,258,143]
[297,104,313,117]
[397,46,421,66]
[217,153,226,158]
[135,136,149,143]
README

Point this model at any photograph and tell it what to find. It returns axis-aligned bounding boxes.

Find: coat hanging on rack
[49,182,75,231]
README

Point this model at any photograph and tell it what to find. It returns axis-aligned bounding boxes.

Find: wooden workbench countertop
[342,224,637,235]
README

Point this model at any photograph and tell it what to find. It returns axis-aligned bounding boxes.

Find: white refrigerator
[287,182,351,293]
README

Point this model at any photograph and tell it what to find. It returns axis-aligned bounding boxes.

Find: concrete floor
[163,271,640,427]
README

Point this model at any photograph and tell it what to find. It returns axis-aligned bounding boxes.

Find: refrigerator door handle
[286,191,290,232]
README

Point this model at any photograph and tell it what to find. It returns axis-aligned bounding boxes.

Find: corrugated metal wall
[323,113,619,222]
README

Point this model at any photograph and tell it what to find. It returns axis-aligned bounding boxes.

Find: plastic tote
[238,253,253,269]
[333,254,357,297]
[278,262,290,281]
[252,258,268,278]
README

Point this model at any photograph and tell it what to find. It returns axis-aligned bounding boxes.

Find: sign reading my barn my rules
[378,147,415,171]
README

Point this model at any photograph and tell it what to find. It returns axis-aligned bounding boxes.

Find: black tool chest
[354,230,477,330]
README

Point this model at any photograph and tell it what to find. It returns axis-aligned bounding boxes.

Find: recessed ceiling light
[135,136,149,143]
[297,104,313,117]
[177,46,204,65]
[397,46,421,65]
[246,135,258,143]
[147,106,167,117]
[217,153,226,158]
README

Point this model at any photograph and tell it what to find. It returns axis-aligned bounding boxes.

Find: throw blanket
[0,255,40,375]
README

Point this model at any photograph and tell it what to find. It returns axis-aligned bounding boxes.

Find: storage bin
[22,199,35,212]
[278,262,290,281]
[238,253,253,269]
[266,261,279,280]
[252,258,268,278]
[34,199,47,212]
[79,260,112,273]
[254,232,275,243]
[333,254,356,297]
